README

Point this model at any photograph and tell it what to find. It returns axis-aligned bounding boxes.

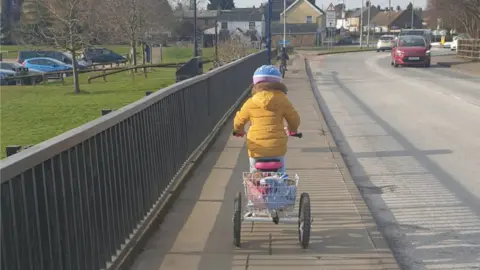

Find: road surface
[307,50,480,269]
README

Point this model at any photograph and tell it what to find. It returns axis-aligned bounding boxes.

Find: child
[233,65,300,173]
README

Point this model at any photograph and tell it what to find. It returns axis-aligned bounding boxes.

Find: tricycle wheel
[298,192,311,249]
[233,191,242,247]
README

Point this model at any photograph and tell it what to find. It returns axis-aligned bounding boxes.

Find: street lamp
[410,0,414,29]
[266,0,272,63]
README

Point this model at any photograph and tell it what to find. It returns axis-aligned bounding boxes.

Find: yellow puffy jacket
[233,82,300,158]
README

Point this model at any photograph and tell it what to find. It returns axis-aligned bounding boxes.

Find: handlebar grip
[291,133,303,138]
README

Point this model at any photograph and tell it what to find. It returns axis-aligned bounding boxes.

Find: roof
[350,6,378,17]
[174,10,220,19]
[271,23,318,34]
[218,8,263,21]
[371,10,402,26]
[280,0,324,16]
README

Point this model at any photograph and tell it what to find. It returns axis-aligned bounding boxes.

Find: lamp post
[283,0,286,48]
[359,0,364,48]
[266,0,272,63]
[410,0,414,29]
[193,0,198,57]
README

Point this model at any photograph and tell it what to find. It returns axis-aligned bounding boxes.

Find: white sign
[326,3,336,28]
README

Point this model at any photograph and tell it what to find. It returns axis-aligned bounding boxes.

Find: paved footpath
[129,55,399,270]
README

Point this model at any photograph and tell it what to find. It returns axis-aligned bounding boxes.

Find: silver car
[377,35,396,52]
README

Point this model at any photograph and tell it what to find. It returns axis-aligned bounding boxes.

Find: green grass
[0,46,256,158]
[0,44,217,60]
[0,68,178,158]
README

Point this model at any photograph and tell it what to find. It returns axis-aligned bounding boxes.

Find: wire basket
[242,172,299,211]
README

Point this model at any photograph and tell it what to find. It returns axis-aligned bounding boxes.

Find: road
[307,50,480,269]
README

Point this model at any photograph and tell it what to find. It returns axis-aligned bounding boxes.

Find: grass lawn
[0,68,179,158]
[0,44,217,61]
[0,45,257,158]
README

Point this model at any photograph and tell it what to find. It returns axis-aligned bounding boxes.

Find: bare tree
[100,0,173,67]
[427,0,480,38]
[27,0,101,93]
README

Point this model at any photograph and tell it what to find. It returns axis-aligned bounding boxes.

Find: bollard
[102,109,112,115]
[6,145,22,157]
[146,91,152,96]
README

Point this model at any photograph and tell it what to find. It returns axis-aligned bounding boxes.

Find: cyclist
[233,65,300,173]
[276,47,290,71]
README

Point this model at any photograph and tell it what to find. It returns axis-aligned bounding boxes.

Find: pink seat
[255,161,284,170]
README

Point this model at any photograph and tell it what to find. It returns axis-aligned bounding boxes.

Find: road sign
[279,40,291,45]
[326,3,336,28]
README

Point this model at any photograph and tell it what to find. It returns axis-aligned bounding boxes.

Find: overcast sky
[234,0,427,9]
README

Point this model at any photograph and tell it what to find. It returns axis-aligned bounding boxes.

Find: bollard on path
[6,145,22,157]
[146,91,152,96]
[102,109,113,116]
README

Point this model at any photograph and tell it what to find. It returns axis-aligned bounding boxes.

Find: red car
[391,35,432,68]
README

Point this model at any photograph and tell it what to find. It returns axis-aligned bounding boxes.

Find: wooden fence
[457,39,480,59]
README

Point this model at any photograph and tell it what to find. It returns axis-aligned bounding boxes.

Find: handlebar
[232,131,302,138]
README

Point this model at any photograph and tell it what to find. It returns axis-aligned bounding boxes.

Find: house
[264,0,296,21]
[370,9,423,32]
[279,0,324,25]
[216,7,265,38]
[271,22,320,47]
[346,6,380,32]
[174,10,220,30]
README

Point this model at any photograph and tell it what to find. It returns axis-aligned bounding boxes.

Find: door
[26,59,46,71]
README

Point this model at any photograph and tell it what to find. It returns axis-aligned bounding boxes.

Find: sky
[235,0,427,9]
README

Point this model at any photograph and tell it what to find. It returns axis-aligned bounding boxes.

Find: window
[249,21,255,30]
[221,22,228,30]
[29,59,40,65]
[306,16,312,23]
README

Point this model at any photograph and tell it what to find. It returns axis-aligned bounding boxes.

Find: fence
[0,49,268,270]
[457,39,480,59]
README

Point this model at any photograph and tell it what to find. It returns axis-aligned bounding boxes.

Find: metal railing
[0,49,268,270]
[457,39,480,59]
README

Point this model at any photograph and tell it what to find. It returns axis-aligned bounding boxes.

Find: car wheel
[377,50,380,52]
[424,62,431,68]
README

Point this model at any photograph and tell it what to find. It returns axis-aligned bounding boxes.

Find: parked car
[80,47,126,64]
[0,69,17,85]
[377,35,396,52]
[0,61,44,84]
[391,35,432,68]
[22,57,73,74]
[17,50,88,69]
[336,37,354,45]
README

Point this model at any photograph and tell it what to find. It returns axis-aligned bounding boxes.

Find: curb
[109,86,251,270]
[304,57,400,270]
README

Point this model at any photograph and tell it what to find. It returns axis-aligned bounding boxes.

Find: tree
[100,0,173,68]
[396,5,402,11]
[406,2,413,10]
[427,0,480,38]
[377,5,381,10]
[30,0,101,93]
[207,0,235,10]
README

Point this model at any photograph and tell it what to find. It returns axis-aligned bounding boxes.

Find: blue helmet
[253,65,282,84]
